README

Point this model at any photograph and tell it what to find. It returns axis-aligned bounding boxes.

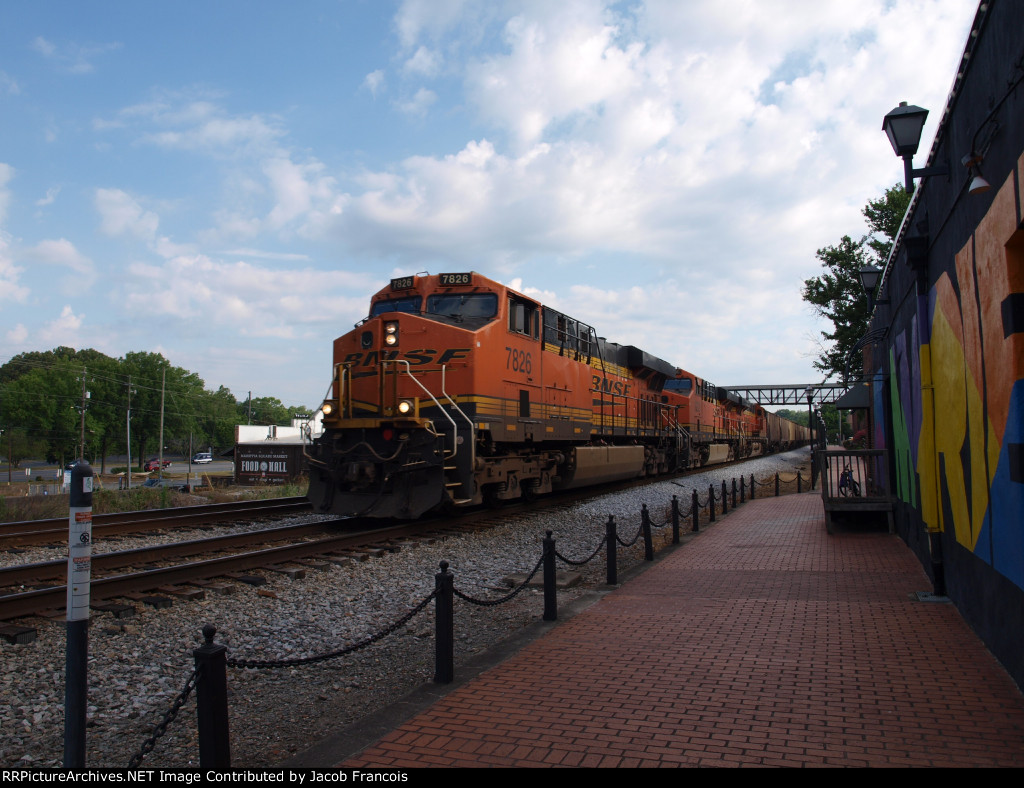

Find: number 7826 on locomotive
[306,271,808,518]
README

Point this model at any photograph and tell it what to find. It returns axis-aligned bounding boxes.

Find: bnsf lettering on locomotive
[438,348,471,364]
[590,375,630,396]
[342,349,472,367]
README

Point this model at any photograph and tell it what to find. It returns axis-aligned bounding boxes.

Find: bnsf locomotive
[307,272,809,518]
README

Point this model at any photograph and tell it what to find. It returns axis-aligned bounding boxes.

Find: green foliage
[0,348,311,466]
[774,409,810,427]
[802,184,911,379]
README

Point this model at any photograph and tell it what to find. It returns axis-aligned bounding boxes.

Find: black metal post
[434,561,454,684]
[740,476,745,503]
[708,484,716,522]
[671,496,680,544]
[194,624,231,769]
[543,531,557,621]
[641,504,653,561]
[605,515,618,585]
[775,472,780,497]
[750,473,755,500]
[64,460,93,769]
[797,471,802,494]
[691,489,700,533]
[731,478,737,509]
[721,480,728,515]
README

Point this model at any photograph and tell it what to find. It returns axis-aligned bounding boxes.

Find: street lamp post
[882,102,949,194]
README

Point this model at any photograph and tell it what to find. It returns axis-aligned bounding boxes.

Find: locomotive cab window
[425,293,498,326]
[508,296,539,339]
[370,296,422,317]
[664,378,693,396]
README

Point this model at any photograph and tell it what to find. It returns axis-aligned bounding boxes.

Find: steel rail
[0,521,349,588]
[0,522,425,621]
[0,497,312,547]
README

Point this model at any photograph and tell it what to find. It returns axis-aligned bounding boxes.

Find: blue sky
[0,1,978,407]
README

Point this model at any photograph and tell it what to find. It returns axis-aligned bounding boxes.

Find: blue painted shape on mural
[974,379,1024,592]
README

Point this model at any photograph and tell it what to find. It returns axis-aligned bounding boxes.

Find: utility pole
[79,370,90,462]
[126,377,133,490]
[158,368,166,479]
[247,391,252,425]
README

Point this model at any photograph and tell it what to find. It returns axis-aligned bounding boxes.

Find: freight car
[307,272,809,518]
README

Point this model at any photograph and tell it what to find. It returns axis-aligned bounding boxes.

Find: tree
[803,184,911,379]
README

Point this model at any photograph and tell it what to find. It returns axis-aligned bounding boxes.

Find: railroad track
[0,519,433,621]
[0,496,312,548]
[0,452,808,623]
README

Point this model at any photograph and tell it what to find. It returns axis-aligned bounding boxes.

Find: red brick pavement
[339,492,1024,768]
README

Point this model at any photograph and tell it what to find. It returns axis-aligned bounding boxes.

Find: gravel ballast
[0,449,811,768]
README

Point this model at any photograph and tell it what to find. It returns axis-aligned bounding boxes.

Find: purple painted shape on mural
[873,371,887,451]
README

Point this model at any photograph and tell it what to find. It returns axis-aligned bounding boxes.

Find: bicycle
[839,464,861,497]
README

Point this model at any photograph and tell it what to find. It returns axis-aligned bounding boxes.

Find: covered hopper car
[307,271,809,518]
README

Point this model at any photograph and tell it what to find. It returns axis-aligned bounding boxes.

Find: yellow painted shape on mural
[929,302,973,547]
[928,272,1002,552]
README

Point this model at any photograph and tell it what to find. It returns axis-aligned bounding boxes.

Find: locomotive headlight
[397,399,414,415]
[384,321,399,346]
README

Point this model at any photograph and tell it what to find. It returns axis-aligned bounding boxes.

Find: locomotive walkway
[296,492,1024,768]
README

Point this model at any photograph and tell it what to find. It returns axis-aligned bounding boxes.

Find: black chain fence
[122,464,812,768]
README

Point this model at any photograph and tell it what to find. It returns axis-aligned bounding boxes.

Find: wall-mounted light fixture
[961,152,992,195]
[882,102,950,194]
[858,265,890,310]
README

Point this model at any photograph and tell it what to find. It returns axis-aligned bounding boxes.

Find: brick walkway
[335,493,1024,767]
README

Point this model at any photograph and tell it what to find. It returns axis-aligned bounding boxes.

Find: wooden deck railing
[815,448,894,534]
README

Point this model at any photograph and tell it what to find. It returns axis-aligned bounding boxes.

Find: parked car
[191,452,213,464]
[144,457,172,472]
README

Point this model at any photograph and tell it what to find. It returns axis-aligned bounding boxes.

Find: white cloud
[0,163,12,224]
[38,305,84,344]
[364,70,386,96]
[95,188,159,239]
[0,233,29,304]
[263,158,335,230]
[403,46,442,77]
[25,238,93,273]
[30,36,120,74]
[0,71,19,95]
[118,252,381,337]
[6,323,28,344]
[31,37,56,58]
[36,186,60,207]
[394,0,477,48]
[395,87,438,116]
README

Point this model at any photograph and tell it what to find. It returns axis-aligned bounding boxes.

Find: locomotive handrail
[442,365,476,487]
[394,359,460,460]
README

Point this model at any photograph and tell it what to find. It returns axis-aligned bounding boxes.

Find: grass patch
[1,476,310,522]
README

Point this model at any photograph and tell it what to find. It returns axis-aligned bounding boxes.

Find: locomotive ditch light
[397,399,414,415]
[322,402,334,416]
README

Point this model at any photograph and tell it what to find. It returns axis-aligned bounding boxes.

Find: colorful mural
[886,157,1024,591]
